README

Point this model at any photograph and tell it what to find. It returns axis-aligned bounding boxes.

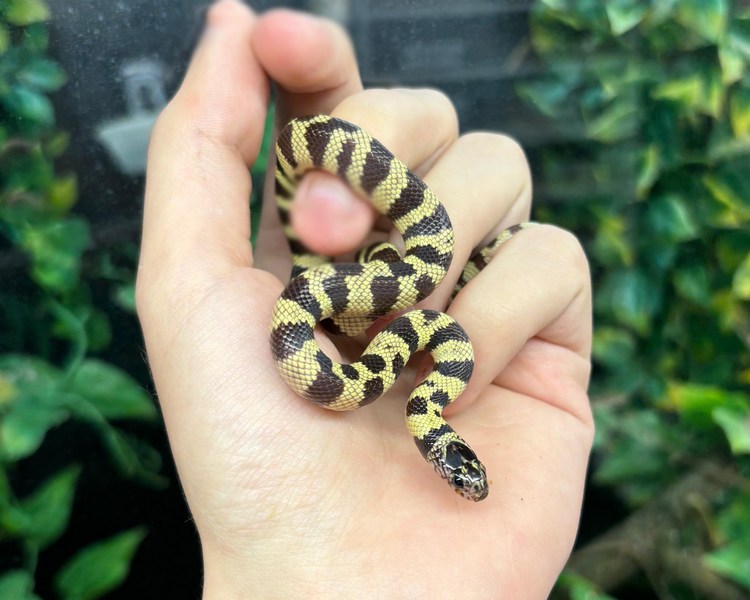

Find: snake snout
[429,440,489,502]
[450,463,489,502]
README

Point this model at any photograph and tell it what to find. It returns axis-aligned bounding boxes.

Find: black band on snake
[270,115,533,502]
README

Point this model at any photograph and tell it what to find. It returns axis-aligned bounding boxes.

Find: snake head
[428,440,489,502]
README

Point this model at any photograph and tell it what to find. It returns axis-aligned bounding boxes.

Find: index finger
[252,9,363,124]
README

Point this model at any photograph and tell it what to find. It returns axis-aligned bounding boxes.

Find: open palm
[137,3,593,598]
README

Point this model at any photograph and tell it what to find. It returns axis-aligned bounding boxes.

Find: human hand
[137,1,594,598]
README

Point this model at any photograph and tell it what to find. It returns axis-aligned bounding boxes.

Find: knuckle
[149,99,203,157]
[457,131,528,171]
[335,87,458,134]
[536,225,590,277]
[335,88,391,115]
[334,89,396,134]
[412,87,459,131]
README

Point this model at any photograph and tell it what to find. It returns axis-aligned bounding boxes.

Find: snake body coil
[270,115,529,502]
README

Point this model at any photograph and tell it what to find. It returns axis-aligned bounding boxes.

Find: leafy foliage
[520,0,750,596]
[556,572,617,600]
[53,528,147,600]
[0,1,162,597]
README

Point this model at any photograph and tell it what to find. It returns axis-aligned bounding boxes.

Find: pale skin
[136,1,594,598]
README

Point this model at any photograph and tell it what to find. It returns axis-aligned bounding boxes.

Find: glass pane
[2,0,748,598]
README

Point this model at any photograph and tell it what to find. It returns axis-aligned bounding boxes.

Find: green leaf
[557,571,618,600]
[1,85,54,128]
[22,22,48,52]
[516,77,576,119]
[730,87,750,138]
[83,309,111,352]
[0,500,33,537]
[714,491,750,543]
[636,145,660,198]
[0,355,68,460]
[0,570,41,600]
[733,253,750,300]
[665,383,749,426]
[47,174,78,213]
[540,0,568,10]
[673,263,711,303]
[20,218,90,292]
[69,360,156,421]
[597,269,660,334]
[713,405,750,454]
[0,374,16,407]
[17,58,67,92]
[704,163,750,221]
[653,73,702,106]
[96,428,166,488]
[19,464,81,548]
[644,194,698,242]
[725,16,750,63]
[592,327,636,368]
[717,230,750,272]
[653,67,724,118]
[701,64,724,119]
[3,0,50,26]
[708,126,750,162]
[647,0,678,27]
[675,0,727,42]
[113,281,136,313]
[54,527,147,600]
[719,40,745,85]
[0,24,9,54]
[591,226,633,266]
[0,354,64,391]
[605,0,647,35]
[539,0,609,32]
[44,131,71,158]
[704,541,750,589]
[593,409,678,504]
[0,402,68,461]
[584,98,638,142]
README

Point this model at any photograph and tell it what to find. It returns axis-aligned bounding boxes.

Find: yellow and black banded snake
[270,115,532,502]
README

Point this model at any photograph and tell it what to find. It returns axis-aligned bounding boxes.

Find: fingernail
[300,176,358,213]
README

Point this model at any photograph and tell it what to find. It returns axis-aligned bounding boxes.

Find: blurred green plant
[0,1,164,598]
[519,0,750,597]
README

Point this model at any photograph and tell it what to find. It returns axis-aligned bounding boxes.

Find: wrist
[201,540,332,599]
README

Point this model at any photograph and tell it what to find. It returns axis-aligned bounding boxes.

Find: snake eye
[452,474,464,488]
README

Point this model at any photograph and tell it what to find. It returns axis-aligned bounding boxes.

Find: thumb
[290,170,376,256]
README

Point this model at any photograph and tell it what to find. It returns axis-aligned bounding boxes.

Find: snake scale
[270,115,531,502]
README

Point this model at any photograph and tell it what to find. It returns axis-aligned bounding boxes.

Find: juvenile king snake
[270,115,531,502]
